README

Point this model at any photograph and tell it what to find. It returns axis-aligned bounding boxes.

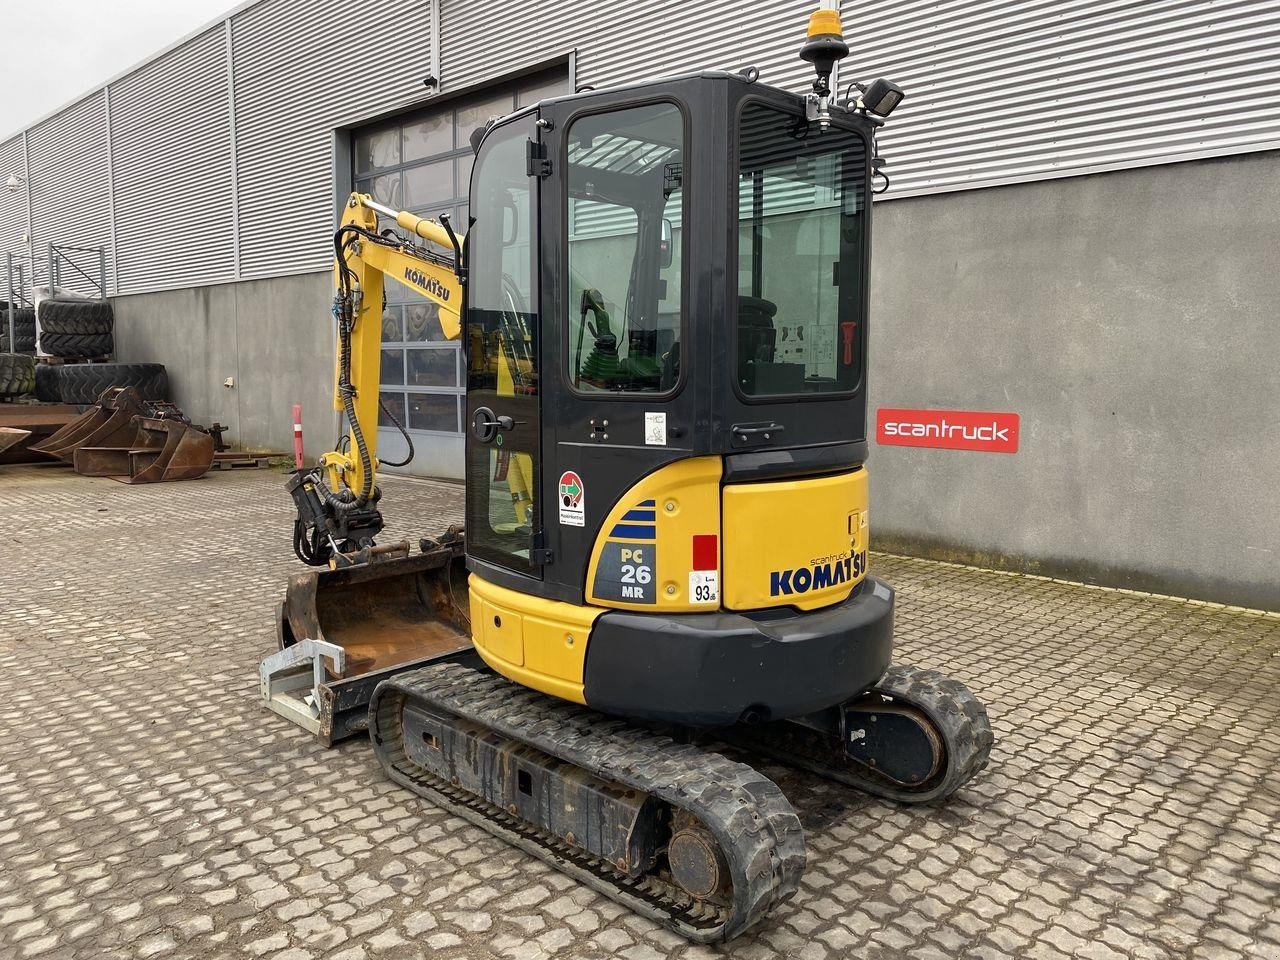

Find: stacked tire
[0,306,37,354]
[43,362,170,405]
[37,299,115,358]
[0,353,35,398]
[34,363,61,402]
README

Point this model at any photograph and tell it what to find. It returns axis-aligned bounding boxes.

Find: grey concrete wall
[111,272,337,454]
[867,150,1280,610]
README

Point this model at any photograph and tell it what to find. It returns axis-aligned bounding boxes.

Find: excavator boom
[287,193,464,569]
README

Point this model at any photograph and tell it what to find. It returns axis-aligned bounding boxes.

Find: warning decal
[558,470,585,526]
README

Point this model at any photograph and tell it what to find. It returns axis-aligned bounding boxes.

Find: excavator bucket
[31,386,214,482]
[0,427,31,455]
[261,532,473,746]
[29,386,150,461]
[72,416,215,482]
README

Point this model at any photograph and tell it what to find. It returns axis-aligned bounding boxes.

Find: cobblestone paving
[1,464,1278,960]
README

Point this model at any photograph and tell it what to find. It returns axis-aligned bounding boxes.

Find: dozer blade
[29,387,150,462]
[0,427,31,455]
[263,533,473,745]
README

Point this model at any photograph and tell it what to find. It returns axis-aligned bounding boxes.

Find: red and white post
[292,403,305,468]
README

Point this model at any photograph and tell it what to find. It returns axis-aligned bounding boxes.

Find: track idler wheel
[842,696,945,788]
[727,664,993,806]
[829,664,993,803]
[668,815,731,904]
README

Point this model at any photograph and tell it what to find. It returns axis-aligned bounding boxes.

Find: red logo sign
[876,408,1020,454]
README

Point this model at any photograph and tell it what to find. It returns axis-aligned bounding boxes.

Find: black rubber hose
[378,396,415,467]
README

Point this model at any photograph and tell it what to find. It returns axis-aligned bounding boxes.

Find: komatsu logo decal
[404,268,450,301]
[770,550,866,596]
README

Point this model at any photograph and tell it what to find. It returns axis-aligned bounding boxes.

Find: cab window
[737,101,867,396]
[566,102,684,393]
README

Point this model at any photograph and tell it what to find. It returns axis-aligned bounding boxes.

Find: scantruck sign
[876,408,1020,454]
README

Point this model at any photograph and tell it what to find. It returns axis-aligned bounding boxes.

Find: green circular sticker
[496,434,504,446]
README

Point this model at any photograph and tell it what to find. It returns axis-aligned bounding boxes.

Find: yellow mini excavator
[265,10,992,942]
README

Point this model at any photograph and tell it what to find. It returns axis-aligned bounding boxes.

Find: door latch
[530,531,553,566]
[471,407,521,443]
[526,140,551,178]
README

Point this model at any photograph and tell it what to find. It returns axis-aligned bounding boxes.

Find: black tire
[1,307,37,354]
[36,300,114,336]
[0,353,36,397]
[40,330,114,358]
[34,363,61,402]
[57,362,169,404]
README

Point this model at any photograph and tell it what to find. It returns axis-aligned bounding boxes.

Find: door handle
[472,407,525,443]
[732,422,785,443]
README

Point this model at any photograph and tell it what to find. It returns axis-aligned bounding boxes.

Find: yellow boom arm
[321,193,463,502]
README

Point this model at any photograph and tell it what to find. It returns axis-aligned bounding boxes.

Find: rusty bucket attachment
[30,386,214,482]
[0,426,32,456]
[30,387,151,461]
[0,404,81,464]
[72,416,215,483]
[0,427,31,455]
[261,529,474,745]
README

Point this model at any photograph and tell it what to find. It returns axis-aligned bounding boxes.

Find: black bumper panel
[582,576,895,726]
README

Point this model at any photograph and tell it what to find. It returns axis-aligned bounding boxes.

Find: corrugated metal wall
[26,91,112,293]
[111,26,236,292]
[0,137,27,278]
[232,0,435,280]
[2,0,1280,295]
[852,0,1280,196]
[440,0,818,93]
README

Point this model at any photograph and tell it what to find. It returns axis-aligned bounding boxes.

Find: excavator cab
[461,74,882,718]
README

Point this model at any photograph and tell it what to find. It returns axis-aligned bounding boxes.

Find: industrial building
[3,0,1278,608]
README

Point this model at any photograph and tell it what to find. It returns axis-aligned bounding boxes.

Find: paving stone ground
[1,463,1277,960]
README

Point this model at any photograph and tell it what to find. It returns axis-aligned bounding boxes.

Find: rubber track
[370,662,805,943]
[737,663,994,804]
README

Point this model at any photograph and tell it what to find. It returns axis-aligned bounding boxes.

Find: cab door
[464,113,543,580]
[537,94,706,604]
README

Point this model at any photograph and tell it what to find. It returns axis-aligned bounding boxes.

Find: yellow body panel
[722,468,869,611]
[469,574,602,704]
[585,457,724,612]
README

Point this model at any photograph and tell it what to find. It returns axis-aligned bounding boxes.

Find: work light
[860,78,905,118]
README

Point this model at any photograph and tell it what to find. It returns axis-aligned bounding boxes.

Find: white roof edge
[0,0,265,144]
